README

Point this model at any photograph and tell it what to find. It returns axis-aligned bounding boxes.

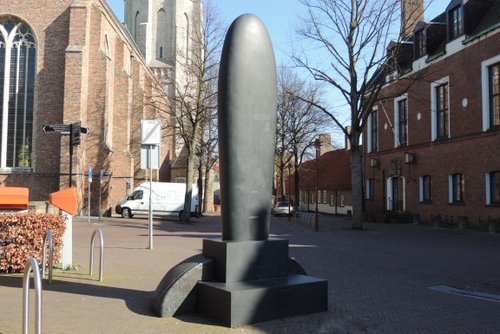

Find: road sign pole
[148,145,153,250]
[88,167,92,223]
[99,170,104,221]
[69,125,73,187]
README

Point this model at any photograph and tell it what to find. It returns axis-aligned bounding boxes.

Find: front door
[392,177,404,212]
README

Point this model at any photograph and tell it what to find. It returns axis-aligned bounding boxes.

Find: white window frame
[366,179,374,200]
[0,20,36,169]
[482,55,500,131]
[367,106,378,153]
[419,175,431,202]
[486,171,500,206]
[430,76,450,141]
[486,172,491,206]
[449,173,464,204]
[419,176,424,202]
[394,95,408,148]
[448,175,453,203]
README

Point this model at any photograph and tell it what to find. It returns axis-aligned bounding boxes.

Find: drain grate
[429,285,500,304]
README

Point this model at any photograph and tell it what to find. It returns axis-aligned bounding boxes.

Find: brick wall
[0,0,173,215]
[364,32,500,225]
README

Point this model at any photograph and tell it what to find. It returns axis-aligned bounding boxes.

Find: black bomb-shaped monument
[151,14,327,327]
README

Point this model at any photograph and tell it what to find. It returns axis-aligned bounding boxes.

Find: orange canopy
[0,186,29,209]
[49,188,78,215]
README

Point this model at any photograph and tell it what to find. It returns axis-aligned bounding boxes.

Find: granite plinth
[202,238,289,283]
[197,274,328,327]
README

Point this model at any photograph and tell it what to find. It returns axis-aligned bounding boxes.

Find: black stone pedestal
[197,238,328,327]
[197,275,328,327]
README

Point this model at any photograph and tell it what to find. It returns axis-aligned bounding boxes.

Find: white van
[116,182,199,218]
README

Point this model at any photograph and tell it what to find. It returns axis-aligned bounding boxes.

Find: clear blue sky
[106,0,448,145]
[106,0,447,67]
[106,0,303,66]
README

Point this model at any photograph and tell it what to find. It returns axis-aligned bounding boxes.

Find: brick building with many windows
[0,0,182,215]
[364,0,500,227]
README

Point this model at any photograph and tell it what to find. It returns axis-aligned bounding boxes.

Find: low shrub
[0,213,65,273]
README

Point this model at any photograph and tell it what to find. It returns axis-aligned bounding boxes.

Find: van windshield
[129,190,143,200]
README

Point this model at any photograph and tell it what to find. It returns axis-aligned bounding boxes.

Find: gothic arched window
[0,19,36,168]
[157,9,167,60]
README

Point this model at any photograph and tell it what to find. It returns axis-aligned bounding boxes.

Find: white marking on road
[429,285,500,303]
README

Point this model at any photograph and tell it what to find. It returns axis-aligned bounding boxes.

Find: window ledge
[0,167,32,174]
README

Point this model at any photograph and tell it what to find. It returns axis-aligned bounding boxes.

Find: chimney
[318,133,333,156]
[401,0,424,37]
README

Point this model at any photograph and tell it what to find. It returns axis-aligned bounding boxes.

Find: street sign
[141,120,161,145]
[141,145,160,169]
[43,124,70,134]
[42,123,89,136]
[88,167,92,183]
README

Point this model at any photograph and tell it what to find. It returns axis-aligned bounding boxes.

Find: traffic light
[70,123,81,146]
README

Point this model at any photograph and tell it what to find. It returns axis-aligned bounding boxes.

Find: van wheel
[121,208,133,218]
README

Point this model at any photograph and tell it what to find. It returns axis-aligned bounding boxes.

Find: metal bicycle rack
[23,257,42,334]
[41,230,53,284]
[89,228,104,282]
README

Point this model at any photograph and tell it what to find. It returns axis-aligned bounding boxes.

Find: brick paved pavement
[1,213,499,333]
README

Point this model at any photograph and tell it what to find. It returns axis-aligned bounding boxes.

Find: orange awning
[49,188,78,215]
[0,186,29,209]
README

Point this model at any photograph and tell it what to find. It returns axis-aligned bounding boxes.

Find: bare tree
[293,0,427,229]
[175,1,225,223]
[144,1,225,223]
[196,71,219,214]
[275,66,330,210]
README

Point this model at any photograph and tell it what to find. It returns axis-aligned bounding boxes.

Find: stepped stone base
[198,238,328,327]
[197,274,328,327]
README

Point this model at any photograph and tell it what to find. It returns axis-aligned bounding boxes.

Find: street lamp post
[287,163,292,221]
[314,139,321,232]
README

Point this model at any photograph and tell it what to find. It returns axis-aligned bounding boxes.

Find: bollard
[41,230,53,284]
[23,257,42,334]
[89,228,104,282]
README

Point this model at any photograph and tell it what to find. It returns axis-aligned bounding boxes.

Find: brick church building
[363,0,500,227]
[0,0,200,215]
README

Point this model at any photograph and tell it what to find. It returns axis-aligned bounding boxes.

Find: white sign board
[141,145,160,169]
[141,120,161,145]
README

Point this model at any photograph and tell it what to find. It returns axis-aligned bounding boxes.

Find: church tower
[124,0,202,84]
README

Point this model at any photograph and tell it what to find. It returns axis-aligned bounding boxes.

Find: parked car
[272,201,293,216]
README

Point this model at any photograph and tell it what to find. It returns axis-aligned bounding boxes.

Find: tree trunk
[197,163,203,217]
[294,167,300,212]
[181,145,195,224]
[203,167,212,213]
[351,145,364,229]
[279,165,286,201]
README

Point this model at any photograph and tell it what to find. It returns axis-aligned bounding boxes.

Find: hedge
[0,213,66,273]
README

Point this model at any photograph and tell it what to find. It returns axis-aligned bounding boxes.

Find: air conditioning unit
[404,152,415,164]
[370,158,378,168]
